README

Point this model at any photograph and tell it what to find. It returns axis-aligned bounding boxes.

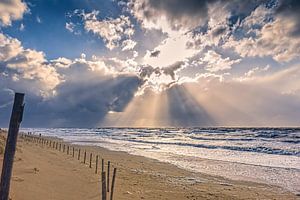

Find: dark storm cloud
[131,0,220,30]
[131,0,269,31]
[0,75,142,128]
[146,0,214,20]
[275,0,300,36]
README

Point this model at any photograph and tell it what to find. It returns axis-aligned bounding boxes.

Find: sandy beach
[0,130,298,200]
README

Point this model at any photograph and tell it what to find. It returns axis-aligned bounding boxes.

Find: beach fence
[22,133,117,200]
[0,92,117,200]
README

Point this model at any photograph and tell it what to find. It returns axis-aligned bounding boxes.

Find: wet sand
[0,130,298,200]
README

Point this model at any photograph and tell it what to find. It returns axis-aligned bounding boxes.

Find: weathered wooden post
[107,161,110,192]
[67,146,69,155]
[59,143,61,151]
[0,93,25,200]
[78,149,81,160]
[63,144,65,152]
[84,151,86,164]
[101,172,107,200]
[89,153,92,168]
[72,147,74,157]
[110,168,117,200]
[95,155,99,174]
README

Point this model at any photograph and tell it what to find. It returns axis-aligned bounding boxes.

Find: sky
[0,0,300,127]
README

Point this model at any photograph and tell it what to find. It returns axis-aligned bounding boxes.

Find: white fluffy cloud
[198,50,241,72]
[82,11,135,50]
[0,33,61,97]
[0,0,28,26]
[121,39,137,51]
[0,33,23,61]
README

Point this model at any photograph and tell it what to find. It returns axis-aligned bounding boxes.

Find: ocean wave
[121,139,300,156]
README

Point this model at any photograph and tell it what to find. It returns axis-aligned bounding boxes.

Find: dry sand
[0,130,299,200]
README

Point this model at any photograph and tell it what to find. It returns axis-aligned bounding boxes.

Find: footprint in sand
[12,176,24,182]
[33,167,39,174]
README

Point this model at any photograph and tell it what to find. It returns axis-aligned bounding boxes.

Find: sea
[22,127,300,194]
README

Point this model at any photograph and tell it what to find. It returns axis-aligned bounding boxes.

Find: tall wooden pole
[0,93,25,200]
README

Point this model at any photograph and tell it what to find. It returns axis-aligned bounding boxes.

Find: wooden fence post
[0,93,25,200]
[110,168,117,200]
[72,147,74,157]
[107,161,110,192]
[101,172,107,200]
[78,149,81,160]
[89,153,92,168]
[95,155,98,174]
[84,151,86,164]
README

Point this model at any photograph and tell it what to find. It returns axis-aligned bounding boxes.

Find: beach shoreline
[0,130,299,200]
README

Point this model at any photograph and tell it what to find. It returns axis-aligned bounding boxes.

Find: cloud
[143,34,197,67]
[19,23,24,31]
[0,0,28,26]
[102,65,300,127]
[0,33,144,127]
[0,33,61,97]
[179,67,300,126]
[2,0,300,127]
[0,33,23,61]
[161,61,184,80]
[128,0,219,33]
[275,0,300,36]
[149,49,160,57]
[128,0,269,33]
[121,39,137,51]
[197,50,241,72]
[225,5,300,62]
[65,22,75,33]
[136,61,186,95]
[32,69,142,127]
[36,16,42,23]
[240,65,270,80]
[81,10,135,50]
[129,0,300,65]
[0,74,142,127]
